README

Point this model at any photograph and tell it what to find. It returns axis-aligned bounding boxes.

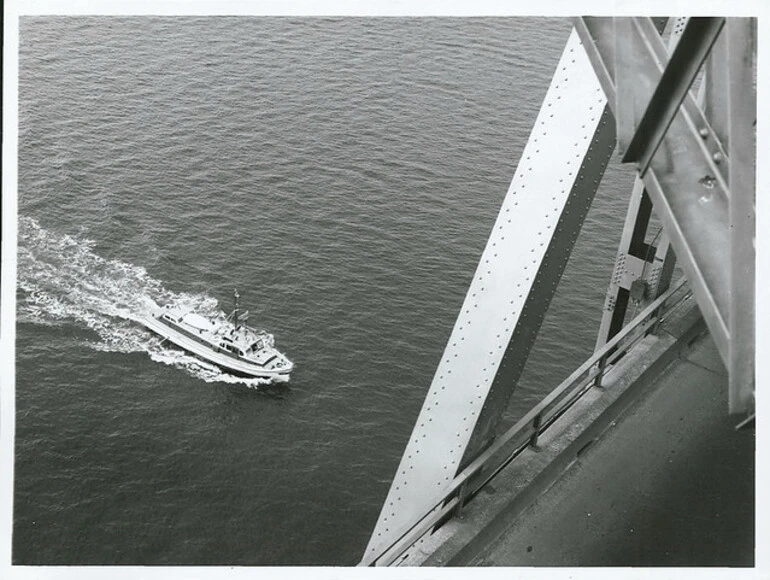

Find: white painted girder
[364,28,610,562]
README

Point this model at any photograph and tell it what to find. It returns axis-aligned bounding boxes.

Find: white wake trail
[17,216,276,388]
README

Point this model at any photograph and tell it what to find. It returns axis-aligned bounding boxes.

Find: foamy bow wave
[147,349,276,388]
[17,216,279,387]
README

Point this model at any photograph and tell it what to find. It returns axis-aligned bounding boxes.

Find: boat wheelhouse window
[221,343,244,357]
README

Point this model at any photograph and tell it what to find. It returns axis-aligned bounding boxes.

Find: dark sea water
[14,16,635,565]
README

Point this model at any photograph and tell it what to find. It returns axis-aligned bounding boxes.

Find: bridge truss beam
[362,28,615,564]
[575,16,756,414]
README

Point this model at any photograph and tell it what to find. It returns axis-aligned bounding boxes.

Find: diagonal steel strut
[622,17,725,175]
[363,27,615,562]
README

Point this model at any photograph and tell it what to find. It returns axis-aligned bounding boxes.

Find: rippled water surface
[14,16,634,565]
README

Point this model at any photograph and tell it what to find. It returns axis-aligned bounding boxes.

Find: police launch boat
[142,290,293,381]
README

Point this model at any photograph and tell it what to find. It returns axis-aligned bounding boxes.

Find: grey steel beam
[614,17,640,154]
[459,106,616,467]
[704,29,730,152]
[631,16,731,191]
[575,17,667,154]
[576,17,729,188]
[594,180,652,351]
[642,167,730,360]
[622,17,726,175]
[363,28,613,560]
[576,16,732,370]
[646,233,676,302]
[573,17,616,104]
[593,18,686,352]
[726,18,756,414]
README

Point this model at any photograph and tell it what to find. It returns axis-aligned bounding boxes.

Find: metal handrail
[361,277,691,566]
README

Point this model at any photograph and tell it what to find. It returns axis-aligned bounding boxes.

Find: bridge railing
[361,276,692,566]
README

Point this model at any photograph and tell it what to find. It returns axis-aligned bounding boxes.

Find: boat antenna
[233,289,240,328]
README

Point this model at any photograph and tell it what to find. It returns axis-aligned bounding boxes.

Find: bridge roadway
[406,308,754,567]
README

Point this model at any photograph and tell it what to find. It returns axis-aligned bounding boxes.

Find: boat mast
[233,289,240,328]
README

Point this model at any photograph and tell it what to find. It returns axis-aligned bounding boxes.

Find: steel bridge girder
[362,27,615,564]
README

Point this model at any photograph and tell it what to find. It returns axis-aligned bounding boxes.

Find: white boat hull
[141,313,292,381]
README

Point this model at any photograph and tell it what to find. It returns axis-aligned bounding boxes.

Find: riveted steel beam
[704,27,730,152]
[362,28,614,561]
[594,180,651,350]
[460,106,616,468]
[622,17,725,176]
[576,17,729,187]
[593,19,686,352]
[573,17,616,103]
[726,18,756,414]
